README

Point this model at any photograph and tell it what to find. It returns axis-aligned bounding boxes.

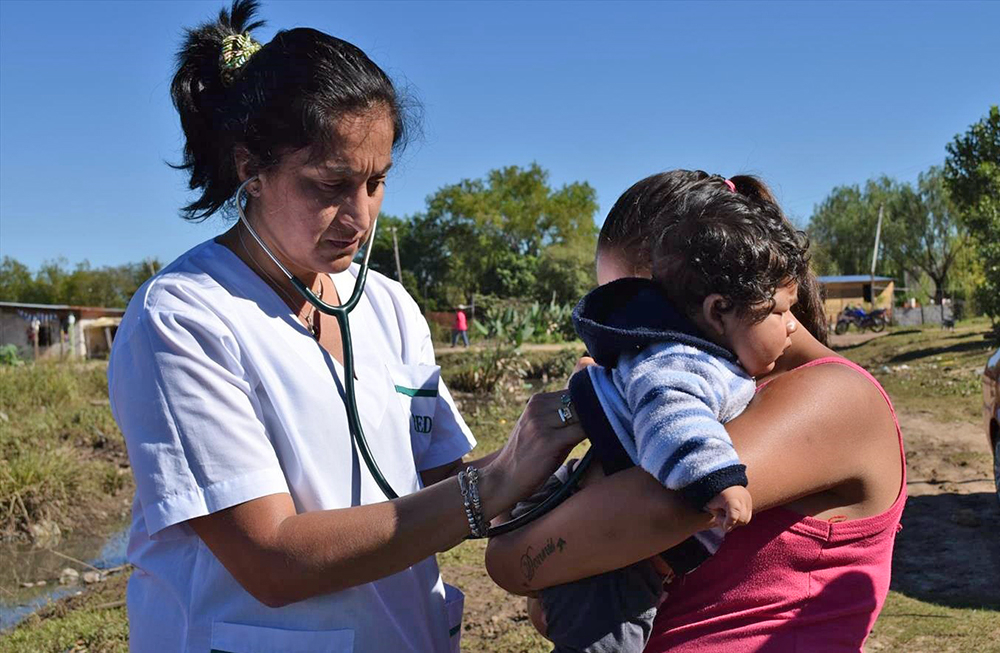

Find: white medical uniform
[108,240,476,653]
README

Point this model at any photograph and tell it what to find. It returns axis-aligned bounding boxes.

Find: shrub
[473,298,575,345]
[0,344,23,366]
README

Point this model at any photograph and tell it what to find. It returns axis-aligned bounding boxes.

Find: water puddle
[0,524,129,631]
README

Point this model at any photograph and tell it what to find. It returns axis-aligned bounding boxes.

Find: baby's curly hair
[635,172,809,323]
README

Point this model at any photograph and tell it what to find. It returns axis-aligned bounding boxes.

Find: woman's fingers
[525,391,581,431]
[573,355,597,375]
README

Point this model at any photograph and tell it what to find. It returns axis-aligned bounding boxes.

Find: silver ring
[558,404,574,424]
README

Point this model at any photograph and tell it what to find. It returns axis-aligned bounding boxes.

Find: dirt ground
[891,410,998,607]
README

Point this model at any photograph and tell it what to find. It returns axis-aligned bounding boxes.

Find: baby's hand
[706,486,753,532]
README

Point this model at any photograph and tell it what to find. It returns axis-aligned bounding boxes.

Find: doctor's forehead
[311,109,395,173]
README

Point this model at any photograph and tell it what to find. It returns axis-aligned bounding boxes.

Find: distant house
[816,275,895,325]
[0,301,125,360]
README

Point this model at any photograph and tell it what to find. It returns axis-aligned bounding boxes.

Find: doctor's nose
[336,186,375,236]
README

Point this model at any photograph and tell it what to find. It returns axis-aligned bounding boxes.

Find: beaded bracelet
[457,466,488,538]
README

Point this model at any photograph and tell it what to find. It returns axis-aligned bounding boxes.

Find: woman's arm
[485,361,900,594]
[190,392,585,607]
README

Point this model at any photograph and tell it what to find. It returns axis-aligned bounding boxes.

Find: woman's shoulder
[118,240,241,338]
[753,355,898,446]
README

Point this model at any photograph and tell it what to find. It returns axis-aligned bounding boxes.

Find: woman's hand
[573,355,597,375]
[479,392,587,519]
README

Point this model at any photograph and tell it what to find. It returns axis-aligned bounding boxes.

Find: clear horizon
[1,0,997,270]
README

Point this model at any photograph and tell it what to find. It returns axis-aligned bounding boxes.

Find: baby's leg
[540,560,662,653]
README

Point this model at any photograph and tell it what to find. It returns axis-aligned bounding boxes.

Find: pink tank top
[646,357,906,652]
[455,310,467,331]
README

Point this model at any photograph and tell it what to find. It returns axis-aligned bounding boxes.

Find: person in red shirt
[452,307,469,347]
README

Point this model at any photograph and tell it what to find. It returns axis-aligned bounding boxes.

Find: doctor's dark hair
[171,0,416,221]
[598,171,827,342]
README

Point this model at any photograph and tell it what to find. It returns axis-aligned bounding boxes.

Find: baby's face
[724,283,799,377]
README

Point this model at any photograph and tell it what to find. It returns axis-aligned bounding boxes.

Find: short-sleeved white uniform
[108,240,476,653]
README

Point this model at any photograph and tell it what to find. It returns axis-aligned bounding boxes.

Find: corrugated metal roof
[0,301,125,314]
[817,275,894,284]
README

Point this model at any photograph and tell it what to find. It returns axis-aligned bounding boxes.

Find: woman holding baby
[113,1,902,650]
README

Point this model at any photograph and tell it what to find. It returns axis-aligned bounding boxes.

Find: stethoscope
[236,177,592,537]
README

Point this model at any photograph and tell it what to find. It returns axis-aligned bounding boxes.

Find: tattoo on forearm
[519,536,568,581]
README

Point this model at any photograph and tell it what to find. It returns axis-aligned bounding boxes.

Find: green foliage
[443,342,527,396]
[0,343,23,366]
[472,298,575,346]
[1,571,131,652]
[944,105,1000,325]
[0,362,128,539]
[808,168,970,304]
[534,241,597,306]
[0,256,160,307]
[371,165,598,310]
[808,177,916,280]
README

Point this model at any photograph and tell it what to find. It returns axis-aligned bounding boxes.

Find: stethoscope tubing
[234,177,591,536]
[236,177,399,500]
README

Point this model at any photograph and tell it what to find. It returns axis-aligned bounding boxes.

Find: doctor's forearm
[193,464,520,607]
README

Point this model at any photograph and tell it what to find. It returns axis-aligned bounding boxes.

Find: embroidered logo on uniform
[413,415,433,433]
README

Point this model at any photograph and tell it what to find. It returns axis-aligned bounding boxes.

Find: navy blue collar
[572,278,730,367]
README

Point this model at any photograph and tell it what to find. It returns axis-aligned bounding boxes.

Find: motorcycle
[835,306,888,335]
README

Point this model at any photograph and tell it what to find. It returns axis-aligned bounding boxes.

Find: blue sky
[1,1,997,270]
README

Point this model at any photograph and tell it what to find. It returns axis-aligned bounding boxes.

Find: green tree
[534,241,596,304]
[892,167,968,304]
[0,257,160,307]
[807,177,914,281]
[944,105,1000,325]
[419,163,599,305]
[0,258,36,302]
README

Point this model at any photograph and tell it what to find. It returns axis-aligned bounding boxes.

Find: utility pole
[390,226,403,282]
[870,204,884,311]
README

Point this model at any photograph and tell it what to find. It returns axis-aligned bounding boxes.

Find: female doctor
[107,2,584,651]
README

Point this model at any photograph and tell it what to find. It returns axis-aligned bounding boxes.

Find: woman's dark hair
[598,170,829,343]
[171,0,415,221]
[597,170,706,276]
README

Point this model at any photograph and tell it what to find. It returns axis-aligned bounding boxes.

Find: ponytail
[171,0,264,220]
[169,0,414,221]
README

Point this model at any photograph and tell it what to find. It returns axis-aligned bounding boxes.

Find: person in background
[452,306,470,347]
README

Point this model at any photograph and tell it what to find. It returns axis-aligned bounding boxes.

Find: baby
[515,171,809,653]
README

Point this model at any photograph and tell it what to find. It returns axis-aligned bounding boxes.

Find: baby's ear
[701,294,730,337]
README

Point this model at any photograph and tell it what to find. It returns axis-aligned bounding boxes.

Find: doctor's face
[246,108,394,276]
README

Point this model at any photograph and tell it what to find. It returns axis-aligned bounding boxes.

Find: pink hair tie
[724,179,736,193]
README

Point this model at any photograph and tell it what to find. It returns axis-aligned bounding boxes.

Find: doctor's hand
[481,391,587,516]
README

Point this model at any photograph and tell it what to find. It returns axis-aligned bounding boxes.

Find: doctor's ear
[701,294,732,337]
[233,147,262,195]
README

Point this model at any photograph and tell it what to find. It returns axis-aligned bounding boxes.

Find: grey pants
[511,464,663,653]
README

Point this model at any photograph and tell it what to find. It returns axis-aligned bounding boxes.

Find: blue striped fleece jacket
[573,278,753,510]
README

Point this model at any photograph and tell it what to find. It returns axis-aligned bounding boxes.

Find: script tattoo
[519,537,568,581]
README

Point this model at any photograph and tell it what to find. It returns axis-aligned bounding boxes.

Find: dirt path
[434,342,581,357]
[892,410,999,607]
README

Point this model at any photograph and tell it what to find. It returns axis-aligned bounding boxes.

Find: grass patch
[836,318,996,424]
[868,591,1000,652]
[0,570,130,653]
[0,362,131,541]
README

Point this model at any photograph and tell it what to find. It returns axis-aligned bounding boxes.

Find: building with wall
[0,301,125,360]
[816,275,895,325]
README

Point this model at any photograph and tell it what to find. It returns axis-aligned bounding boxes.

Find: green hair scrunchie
[220,32,261,84]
